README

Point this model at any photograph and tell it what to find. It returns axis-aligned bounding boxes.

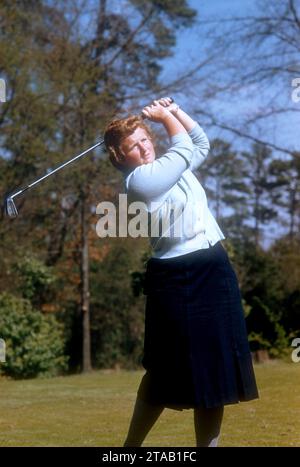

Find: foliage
[0,0,299,375]
[233,239,300,357]
[13,255,56,303]
[247,297,290,358]
[0,292,68,378]
[89,239,147,370]
[0,0,198,374]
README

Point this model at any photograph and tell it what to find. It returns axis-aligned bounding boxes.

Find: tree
[269,236,300,335]
[198,138,252,241]
[0,0,198,373]
[193,0,300,158]
[241,143,281,247]
[268,153,300,240]
[238,242,289,357]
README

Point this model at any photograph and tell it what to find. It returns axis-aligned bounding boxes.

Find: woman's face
[119,127,156,169]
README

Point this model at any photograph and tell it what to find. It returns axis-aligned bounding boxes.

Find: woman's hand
[156,97,179,115]
[154,96,196,133]
[142,99,187,137]
[141,100,172,122]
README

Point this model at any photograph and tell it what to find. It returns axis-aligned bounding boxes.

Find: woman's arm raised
[126,103,194,204]
[156,97,210,171]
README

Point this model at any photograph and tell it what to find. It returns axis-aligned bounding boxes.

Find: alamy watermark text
[0,78,6,103]
[0,338,6,363]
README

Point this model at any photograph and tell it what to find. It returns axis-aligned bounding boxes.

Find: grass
[0,360,299,447]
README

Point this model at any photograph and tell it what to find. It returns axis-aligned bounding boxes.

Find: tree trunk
[216,177,221,221]
[81,192,92,373]
[289,186,296,240]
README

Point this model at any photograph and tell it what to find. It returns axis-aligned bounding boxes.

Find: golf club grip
[140,97,174,119]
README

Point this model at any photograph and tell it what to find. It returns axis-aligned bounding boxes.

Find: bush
[13,255,56,307]
[0,292,68,378]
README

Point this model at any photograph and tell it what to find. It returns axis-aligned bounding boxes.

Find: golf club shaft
[9,139,104,201]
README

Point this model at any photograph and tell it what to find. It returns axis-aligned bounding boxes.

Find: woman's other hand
[155,97,197,133]
[142,99,187,137]
[142,100,172,122]
[156,97,179,115]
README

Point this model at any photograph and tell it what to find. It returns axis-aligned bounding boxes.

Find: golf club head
[5,197,19,218]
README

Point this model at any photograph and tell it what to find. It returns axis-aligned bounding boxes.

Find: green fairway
[0,360,299,447]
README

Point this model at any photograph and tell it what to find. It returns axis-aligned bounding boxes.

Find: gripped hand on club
[141,97,177,122]
[155,97,179,115]
[141,100,171,123]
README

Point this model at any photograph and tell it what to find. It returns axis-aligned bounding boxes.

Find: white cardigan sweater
[123,123,225,259]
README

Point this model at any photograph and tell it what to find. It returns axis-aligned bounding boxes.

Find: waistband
[147,240,223,267]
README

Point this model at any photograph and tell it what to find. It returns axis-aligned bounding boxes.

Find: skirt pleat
[137,240,259,410]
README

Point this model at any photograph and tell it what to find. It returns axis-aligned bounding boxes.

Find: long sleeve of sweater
[188,123,210,172]
[122,124,225,258]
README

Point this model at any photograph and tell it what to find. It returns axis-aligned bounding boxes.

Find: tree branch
[196,109,296,156]
[105,7,155,69]
[289,0,300,30]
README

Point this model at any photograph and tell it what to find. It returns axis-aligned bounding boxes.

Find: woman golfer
[104,97,259,447]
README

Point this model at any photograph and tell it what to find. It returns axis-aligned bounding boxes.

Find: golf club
[4,98,174,218]
[4,139,104,218]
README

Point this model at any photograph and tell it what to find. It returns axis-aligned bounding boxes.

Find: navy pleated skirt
[137,240,259,411]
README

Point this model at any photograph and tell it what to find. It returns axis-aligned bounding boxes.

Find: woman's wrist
[170,106,197,133]
[169,103,180,117]
[161,111,187,136]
